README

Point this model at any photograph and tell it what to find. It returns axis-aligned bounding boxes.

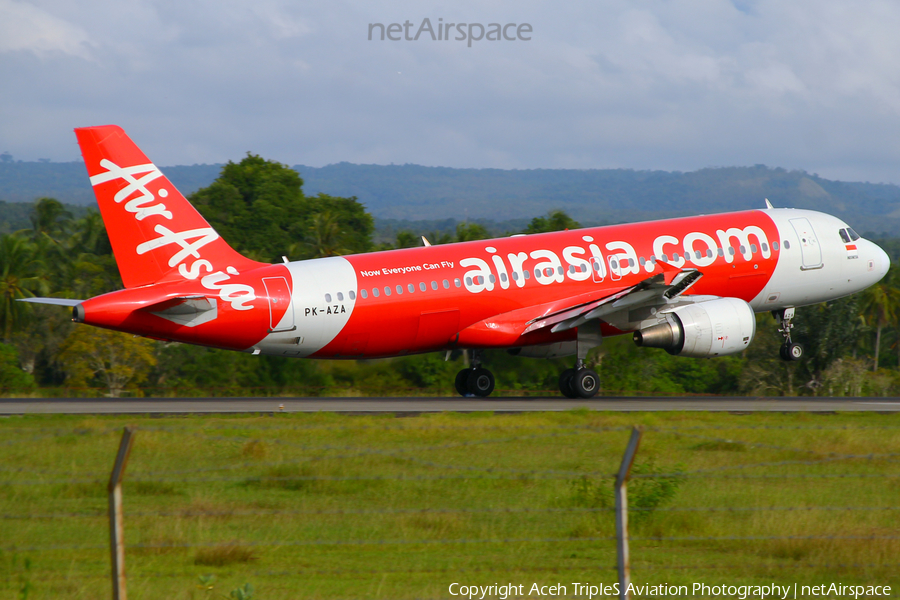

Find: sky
[2,0,900,184]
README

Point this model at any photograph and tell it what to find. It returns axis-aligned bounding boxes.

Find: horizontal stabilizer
[140,295,218,328]
[17,297,83,306]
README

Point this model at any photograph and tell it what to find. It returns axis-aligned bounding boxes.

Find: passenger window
[432,281,438,290]
[512,272,519,281]
[524,270,530,279]
[325,293,332,303]
[672,253,680,261]
[557,266,564,275]
[350,291,356,300]
[420,282,426,291]
[360,289,367,299]
[476,276,484,285]
[773,241,779,251]
[442,280,449,289]
[384,286,391,296]
[396,285,403,294]
[489,274,496,283]
[455,278,462,287]
[784,240,791,249]
[500,273,508,282]
[337,292,344,301]
[739,245,746,254]
[717,248,724,257]
[706,249,713,258]
[839,229,851,243]
[761,243,768,253]
[750,244,757,254]
[581,264,588,272]
[373,288,380,298]
[569,265,576,273]
[728,247,735,256]
[407,283,414,293]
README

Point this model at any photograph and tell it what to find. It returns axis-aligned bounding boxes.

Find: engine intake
[633,297,756,358]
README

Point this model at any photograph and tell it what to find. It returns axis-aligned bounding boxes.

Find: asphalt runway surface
[2,396,900,414]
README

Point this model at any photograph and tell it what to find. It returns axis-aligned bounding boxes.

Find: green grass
[0,411,898,598]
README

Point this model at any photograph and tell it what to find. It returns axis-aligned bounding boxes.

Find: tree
[858,274,900,370]
[29,198,72,242]
[58,327,157,397]
[0,235,48,340]
[0,343,35,394]
[455,222,491,242]
[189,155,373,262]
[524,210,580,234]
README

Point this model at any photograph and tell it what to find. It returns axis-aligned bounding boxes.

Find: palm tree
[0,235,49,340]
[859,269,900,371]
[302,211,351,258]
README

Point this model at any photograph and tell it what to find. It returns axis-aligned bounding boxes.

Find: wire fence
[1,418,898,597]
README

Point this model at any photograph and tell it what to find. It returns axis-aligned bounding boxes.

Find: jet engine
[632,297,756,358]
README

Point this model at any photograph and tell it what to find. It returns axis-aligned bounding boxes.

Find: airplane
[23,125,891,398]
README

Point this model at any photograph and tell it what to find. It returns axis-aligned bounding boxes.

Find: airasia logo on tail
[90,158,257,311]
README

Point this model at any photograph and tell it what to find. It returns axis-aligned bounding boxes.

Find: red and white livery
[25,126,891,398]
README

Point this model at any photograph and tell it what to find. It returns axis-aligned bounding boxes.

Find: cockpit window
[839,229,851,243]
[847,227,861,241]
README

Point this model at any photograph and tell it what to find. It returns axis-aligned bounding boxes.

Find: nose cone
[875,242,891,281]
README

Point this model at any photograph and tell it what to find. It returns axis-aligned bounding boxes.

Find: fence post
[616,426,642,600]
[109,427,135,600]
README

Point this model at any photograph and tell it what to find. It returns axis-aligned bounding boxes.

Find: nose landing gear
[454,350,495,397]
[774,307,803,361]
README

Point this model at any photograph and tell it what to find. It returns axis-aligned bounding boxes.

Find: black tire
[559,368,577,398]
[466,367,495,397]
[572,369,600,399]
[787,342,803,361]
[455,369,469,396]
[779,344,790,361]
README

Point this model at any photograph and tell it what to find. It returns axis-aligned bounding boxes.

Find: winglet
[422,236,432,247]
[765,198,774,209]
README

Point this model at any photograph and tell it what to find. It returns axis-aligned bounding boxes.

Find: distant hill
[2,159,899,235]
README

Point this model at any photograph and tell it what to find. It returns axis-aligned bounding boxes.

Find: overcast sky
[2,0,900,183]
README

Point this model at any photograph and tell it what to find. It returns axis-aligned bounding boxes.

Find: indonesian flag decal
[846,243,859,259]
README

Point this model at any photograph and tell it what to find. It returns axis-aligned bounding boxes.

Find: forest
[2,155,900,398]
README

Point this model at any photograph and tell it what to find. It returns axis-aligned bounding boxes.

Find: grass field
[0,410,898,599]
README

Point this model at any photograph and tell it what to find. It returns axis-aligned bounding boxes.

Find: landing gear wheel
[572,369,600,399]
[785,342,803,361]
[559,368,577,399]
[455,369,469,396]
[466,367,495,397]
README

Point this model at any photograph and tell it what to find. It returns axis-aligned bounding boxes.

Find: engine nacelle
[632,297,756,358]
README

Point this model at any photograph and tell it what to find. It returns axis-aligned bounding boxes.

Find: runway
[2,396,900,414]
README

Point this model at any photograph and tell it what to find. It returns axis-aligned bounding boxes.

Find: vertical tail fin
[75,125,264,289]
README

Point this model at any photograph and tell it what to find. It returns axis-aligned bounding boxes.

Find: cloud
[2,0,900,184]
[0,0,92,58]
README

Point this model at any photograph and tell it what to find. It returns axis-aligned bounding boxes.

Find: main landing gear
[559,360,600,399]
[774,307,803,361]
[455,350,495,397]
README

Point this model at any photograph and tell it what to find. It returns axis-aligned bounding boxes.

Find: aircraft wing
[525,267,703,334]
[456,264,703,346]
